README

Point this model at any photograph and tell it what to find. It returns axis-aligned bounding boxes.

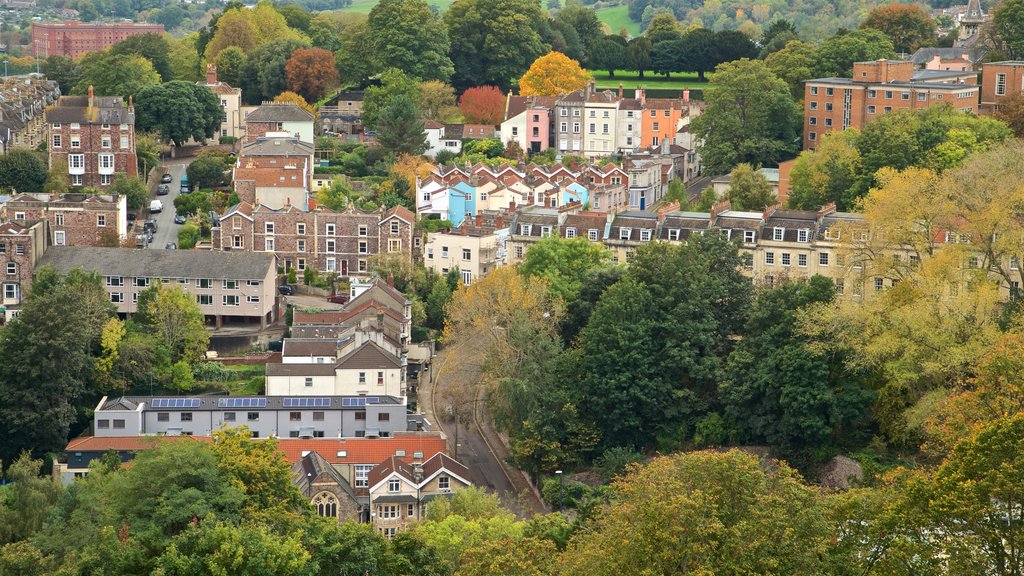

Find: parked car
[126,212,137,222]
[174,214,186,224]
[160,173,172,184]
[326,293,349,304]
[165,243,177,250]
[150,200,163,213]
[157,184,170,195]
[144,220,157,233]
[179,185,190,194]
[277,285,296,295]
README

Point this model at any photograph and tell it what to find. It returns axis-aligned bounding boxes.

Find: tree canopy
[446,0,549,91]
[519,51,593,97]
[134,81,222,147]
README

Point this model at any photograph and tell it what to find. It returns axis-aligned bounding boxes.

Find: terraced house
[45,88,137,188]
[0,75,61,155]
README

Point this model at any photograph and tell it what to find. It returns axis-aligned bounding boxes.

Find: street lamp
[555,470,564,512]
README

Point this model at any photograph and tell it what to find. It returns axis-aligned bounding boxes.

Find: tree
[362,68,420,130]
[861,3,937,53]
[625,36,652,78]
[0,149,47,193]
[691,58,801,175]
[214,46,247,88]
[135,284,210,364]
[764,39,816,99]
[239,38,310,105]
[274,3,311,31]
[368,0,454,82]
[167,34,203,83]
[813,28,895,78]
[155,521,311,576]
[285,47,339,103]
[0,453,64,545]
[418,81,460,123]
[560,450,832,575]
[994,92,1024,137]
[110,33,174,82]
[374,94,427,156]
[519,51,593,96]
[712,29,758,66]
[210,427,306,514]
[445,0,549,91]
[573,237,751,451]
[459,537,557,576]
[459,86,506,125]
[726,163,775,210]
[205,8,259,60]
[73,53,161,98]
[110,174,149,211]
[555,0,604,60]
[787,130,862,211]
[334,18,377,87]
[135,82,222,147]
[307,13,343,52]
[994,0,1024,59]
[0,268,112,464]
[317,178,352,211]
[152,4,186,30]
[519,236,613,302]
[644,12,681,44]
[41,55,80,94]
[588,36,626,77]
[186,155,229,189]
[650,39,682,77]
[677,27,716,80]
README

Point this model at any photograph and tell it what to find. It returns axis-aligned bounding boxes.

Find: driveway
[145,159,188,250]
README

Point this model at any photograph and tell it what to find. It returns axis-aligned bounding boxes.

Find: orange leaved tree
[518,51,593,96]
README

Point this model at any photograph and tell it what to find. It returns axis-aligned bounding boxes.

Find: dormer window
[640,229,652,242]
[797,229,810,242]
[520,224,532,235]
[773,227,785,241]
[619,227,631,240]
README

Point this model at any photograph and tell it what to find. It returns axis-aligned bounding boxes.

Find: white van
[150,200,163,213]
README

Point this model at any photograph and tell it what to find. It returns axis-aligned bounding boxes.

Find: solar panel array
[151,398,201,408]
[341,397,381,407]
[283,397,331,408]
[217,398,268,408]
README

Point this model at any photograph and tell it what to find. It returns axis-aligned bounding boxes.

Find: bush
[178,222,200,249]
[593,447,646,483]
[218,136,237,144]
[287,268,298,284]
[435,149,456,164]
[303,267,315,286]
[540,476,607,510]
[192,361,235,382]
[418,219,452,233]
[411,325,431,343]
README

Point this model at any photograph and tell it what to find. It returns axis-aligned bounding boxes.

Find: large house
[422,212,508,285]
[232,136,315,209]
[45,89,137,188]
[0,75,61,155]
[36,247,277,327]
[1,191,128,246]
[802,59,979,149]
[31,21,163,58]
[198,64,242,140]
[244,103,315,144]
[367,452,470,536]
[266,340,405,397]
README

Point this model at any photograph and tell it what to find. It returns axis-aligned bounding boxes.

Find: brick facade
[46,92,137,188]
[31,21,164,58]
[0,220,45,320]
[979,61,1024,114]
[2,192,127,246]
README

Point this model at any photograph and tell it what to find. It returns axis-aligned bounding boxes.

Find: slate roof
[292,450,358,500]
[911,47,987,66]
[368,455,416,488]
[282,339,341,358]
[246,103,315,122]
[241,136,314,157]
[265,363,338,376]
[422,452,469,483]
[97,395,403,411]
[504,95,558,120]
[37,247,274,281]
[46,95,134,125]
[336,340,402,370]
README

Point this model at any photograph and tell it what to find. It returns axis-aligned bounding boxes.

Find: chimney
[387,274,394,287]
[509,201,516,213]
[636,87,645,106]
[682,88,690,102]
[206,64,218,85]
[762,203,782,221]
[87,85,94,112]
[618,82,623,98]
[710,200,731,220]
[817,202,837,218]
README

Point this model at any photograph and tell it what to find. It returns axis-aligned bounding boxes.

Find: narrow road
[420,346,547,518]
[145,158,188,250]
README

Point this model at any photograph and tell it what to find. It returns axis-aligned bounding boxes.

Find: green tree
[573,237,751,451]
[995,0,1024,59]
[110,33,174,82]
[110,174,150,211]
[712,29,758,66]
[155,521,311,576]
[73,53,161,98]
[186,154,229,188]
[425,276,452,329]
[210,427,306,515]
[134,81,222,147]
[813,28,895,77]
[239,38,310,105]
[334,18,377,87]
[375,94,427,157]
[368,0,454,82]
[214,46,248,88]
[764,39,816,99]
[168,34,203,83]
[41,55,80,94]
[588,36,626,76]
[560,450,832,575]
[362,68,420,130]
[677,27,716,80]
[317,178,352,211]
[0,149,46,193]
[861,3,937,53]
[445,0,549,91]
[644,12,682,44]
[787,130,862,210]
[0,453,64,545]
[721,276,873,459]
[726,163,775,210]
[625,36,652,78]
[135,284,210,364]
[519,235,613,302]
[0,268,112,464]
[560,265,625,346]
[692,58,801,175]
[556,1,604,60]
[177,222,201,250]
[307,13,343,52]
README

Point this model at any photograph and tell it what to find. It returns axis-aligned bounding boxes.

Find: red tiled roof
[65,435,211,452]
[382,205,415,224]
[368,455,416,488]
[234,166,306,188]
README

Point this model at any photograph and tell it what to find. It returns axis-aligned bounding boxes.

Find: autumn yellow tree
[273,91,318,119]
[518,51,593,97]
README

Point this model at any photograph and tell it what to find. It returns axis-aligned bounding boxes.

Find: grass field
[589,70,710,90]
[595,4,642,36]
[339,0,454,12]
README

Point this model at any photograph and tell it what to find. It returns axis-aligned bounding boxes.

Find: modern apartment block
[31,21,164,58]
[979,61,1024,114]
[45,89,137,188]
[0,75,61,154]
[36,247,277,327]
[91,394,411,439]
[803,59,979,149]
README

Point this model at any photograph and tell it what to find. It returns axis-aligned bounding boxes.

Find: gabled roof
[368,455,417,489]
[292,450,359,501]
[421,452,470,485]
[347,277,410,311]
[282,339,340,358]
[336,340,402,370]
[274,433,447,465]
[381,205,414,225]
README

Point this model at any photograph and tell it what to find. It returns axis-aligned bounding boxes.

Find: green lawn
[589,70,710,90]
[596,4,642,36]
[339,0,454,13]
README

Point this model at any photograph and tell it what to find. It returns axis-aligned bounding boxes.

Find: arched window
[313,492,338,517]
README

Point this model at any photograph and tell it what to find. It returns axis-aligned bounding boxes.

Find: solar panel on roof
[283,397,330,407]
[218,398,268,408]
[151,398,200,408]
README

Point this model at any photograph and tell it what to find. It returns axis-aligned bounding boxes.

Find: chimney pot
[387,274,394,287]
